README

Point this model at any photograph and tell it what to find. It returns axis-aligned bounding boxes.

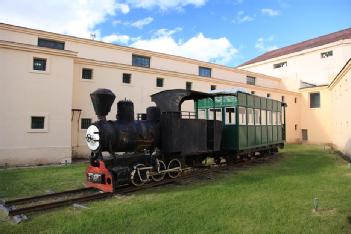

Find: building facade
[0,23,302,166]
[239,28,351,156]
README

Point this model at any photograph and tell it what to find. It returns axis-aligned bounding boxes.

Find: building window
[156,78,164,87]
[251,91,256,95]
[273,61,287,69]
[123,73,131,84]
[302,129,308,141]
[199,66,211,77]
[33,58,47,71]
[81,118,92,129]
[82,68,93,80]
[294,97,297,103]
[186,81,192,90]
[225,107,236,125]
[267,93,271,98]
[31,116,45,129]
[310,92,320,108]
[38,38,65,50]
[281,96,285,102]
[132,54,150,68]
[246,76,256,85]
[211,85,216,90]
[321,50,333,58]
[295,124,298,130]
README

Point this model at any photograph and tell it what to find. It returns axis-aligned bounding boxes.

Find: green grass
[0,144,350,233]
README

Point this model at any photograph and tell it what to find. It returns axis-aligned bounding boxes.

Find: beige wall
[0,23,301,165]
[329,61,351,156]
[0,42,75,165]
[240,41,351,92]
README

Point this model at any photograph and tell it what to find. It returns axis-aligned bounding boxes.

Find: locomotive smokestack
[117,100,134,122]
[90,89,116,121]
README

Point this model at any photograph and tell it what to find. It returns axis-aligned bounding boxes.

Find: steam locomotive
[85,88,286,192]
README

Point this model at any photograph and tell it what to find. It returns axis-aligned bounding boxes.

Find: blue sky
[1,0,350,66]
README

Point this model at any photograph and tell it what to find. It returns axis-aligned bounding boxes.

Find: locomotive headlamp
[86,125,100,151]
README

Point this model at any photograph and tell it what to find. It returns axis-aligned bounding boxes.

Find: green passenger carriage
[195,91,286,156]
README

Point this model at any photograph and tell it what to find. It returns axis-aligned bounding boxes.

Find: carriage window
[197,109,206,119]
[277,112,282,125]
[272,112,277,125]
[261,110,267,125]
[254,109,261,125]
[225,107,236,125]
[267,111,272,125]
[208,108,222,121]
[247,108,254,126]
[239,107,246,125]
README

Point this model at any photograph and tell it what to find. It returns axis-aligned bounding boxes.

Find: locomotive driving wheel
[131,164,148,186]
[151,160,166,182]
[167,159,182,179]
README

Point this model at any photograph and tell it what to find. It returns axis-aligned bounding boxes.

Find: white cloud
[130,17,154,29]
[234,11,254,23]
[116,3,130,14]
[129,28,238,65]
[0,0,123,39]
[126,0,207,11]
[255,37,278,52]
[261,8,280,16]
[102,34,130,44]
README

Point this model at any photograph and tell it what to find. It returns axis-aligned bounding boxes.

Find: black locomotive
[85,88,222,192]
[85,88,285,192]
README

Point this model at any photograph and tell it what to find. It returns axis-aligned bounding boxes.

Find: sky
[0,0,350,67]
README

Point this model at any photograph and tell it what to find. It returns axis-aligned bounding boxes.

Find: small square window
[199,67,211,77]
[81,118,92,129]
[156,78,164,87]
[267,93,271,98]
[33,58,47,71]
[82,68,93,80]
[123,73,131,84]
[246,76,256,85]
[186,82,192,90]
[31,116,45,129]
[211,85,216,90]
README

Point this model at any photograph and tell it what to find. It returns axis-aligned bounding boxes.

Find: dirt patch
[312,208,337,216]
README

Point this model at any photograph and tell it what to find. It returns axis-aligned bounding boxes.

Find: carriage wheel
[151,160,166,182]
[168,159,182,179]
[131,164,147,186]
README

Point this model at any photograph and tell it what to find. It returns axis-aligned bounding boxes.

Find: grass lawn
[0,144,350,233]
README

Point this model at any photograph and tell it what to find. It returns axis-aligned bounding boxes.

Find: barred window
[81,118,92,129]
[31,116,45,129]
[33,58,47,71]
[246,76,256,85]
[82,68,93,80]
[123,73,131,84]
[156,78,164,87]
[132,55,150,68]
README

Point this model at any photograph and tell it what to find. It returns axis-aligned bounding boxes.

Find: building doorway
[302,129,308,141]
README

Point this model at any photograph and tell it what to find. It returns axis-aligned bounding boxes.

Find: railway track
[0,154,277,221]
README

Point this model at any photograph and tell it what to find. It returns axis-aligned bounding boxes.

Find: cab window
[225,107,236,125]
